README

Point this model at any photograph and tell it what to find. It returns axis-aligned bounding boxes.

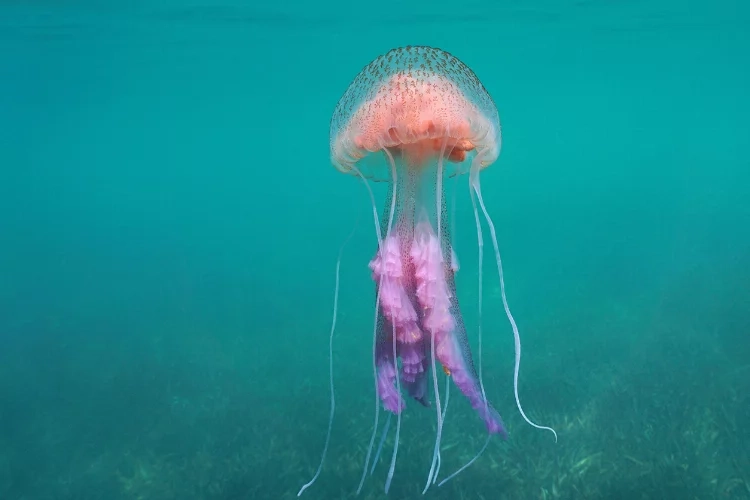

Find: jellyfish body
[331,46,506,439]
[298,46,555,497]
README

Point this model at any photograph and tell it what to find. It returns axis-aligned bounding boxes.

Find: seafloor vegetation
[1,259,747,500]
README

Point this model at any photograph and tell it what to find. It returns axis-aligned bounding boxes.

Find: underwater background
[1,0,749,499]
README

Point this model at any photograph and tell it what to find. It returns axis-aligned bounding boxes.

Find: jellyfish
[298,46,556,497]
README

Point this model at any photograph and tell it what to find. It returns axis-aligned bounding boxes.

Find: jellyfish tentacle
[355,280,382,497]
[297,219,358,497]
[471,170,558,443]
[433,373,451,484]
[421,138,449,494]
[353,166,384,497]
[370,412,392,476]
[435,174,459,486]
[384,318,401,494]
[383,148,402,495]
[437,169,492,487]
[437,435,491,488]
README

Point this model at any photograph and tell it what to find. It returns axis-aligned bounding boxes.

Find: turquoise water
[1,1,749,499]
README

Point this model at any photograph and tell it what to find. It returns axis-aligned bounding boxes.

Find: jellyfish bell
[298,46,555,498]
[330,55,501,182]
